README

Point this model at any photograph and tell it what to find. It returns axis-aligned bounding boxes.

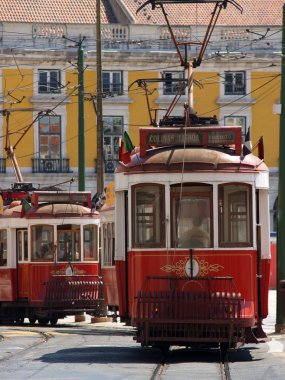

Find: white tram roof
[1,202,99,219]
[117,148,268,174]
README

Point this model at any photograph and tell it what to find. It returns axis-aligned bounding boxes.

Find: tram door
[16,229,28,299]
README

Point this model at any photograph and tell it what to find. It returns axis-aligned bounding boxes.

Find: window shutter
[234,72,245,94]
[224,72,233,94]
[50,70,60,92]
[39,71,48,93]
[113,72,122,94]
[103,72,110,94]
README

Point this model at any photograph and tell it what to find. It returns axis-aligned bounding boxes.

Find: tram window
[17,230,28,262]
[218,184,252,246]
[31,225,53,260]
[132,184,165,247]
[102,223,115,266]
[83,225,98,261]
[57,224,80,262]
[171,184,212,248]
[0,230,7,266]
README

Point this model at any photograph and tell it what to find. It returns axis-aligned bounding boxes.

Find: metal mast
[96,0,104,195]
[78,37,85,191]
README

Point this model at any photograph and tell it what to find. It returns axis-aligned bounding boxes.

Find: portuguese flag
[119,131,135,164]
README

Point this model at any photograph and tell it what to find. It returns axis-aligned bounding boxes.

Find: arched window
[171,184,212,248]
[218,183,252,246]
[132,184,165,247]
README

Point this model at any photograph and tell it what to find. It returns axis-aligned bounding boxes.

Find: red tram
[113,123,270,350]
[100,203,119,317]
[0,187,103,325]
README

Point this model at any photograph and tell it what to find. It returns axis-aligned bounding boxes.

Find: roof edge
[109,0,135,23]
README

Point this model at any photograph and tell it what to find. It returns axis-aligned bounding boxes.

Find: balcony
[32,158,71,173]
[0,158,6,173]
[95,159,118,174]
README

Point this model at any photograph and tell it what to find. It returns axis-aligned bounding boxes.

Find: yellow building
[0,0,282,230]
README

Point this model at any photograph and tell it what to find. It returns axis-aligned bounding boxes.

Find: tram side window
[57,224,80,262]
[17,230,28,262]
[171,184,212,248]
[0,230,7,266]
[132,184,165,247]
[83,225,98,261]
[102,223,115,266]
[31,225,53,260]
[218,184,252,246]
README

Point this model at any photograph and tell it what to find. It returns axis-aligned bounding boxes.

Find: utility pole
[96,0,104,195]
[78,37,85,191]
[276,3,285,333]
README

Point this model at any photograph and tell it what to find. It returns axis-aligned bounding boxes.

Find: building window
[102,223,115,266]
[163,71,185,95]
[39,115,61,159]
[57,225,80,262]
[224,116,247,139]
[38,69,61,93]
[132,184,165,247]
[218,183,252,246]
[171,184,212,248]
[31,225,53,261]
[103,116,123,166]
[0,230,7,266]
[224,71,246,95]
[102,71,123,95]
[83,225,98,261]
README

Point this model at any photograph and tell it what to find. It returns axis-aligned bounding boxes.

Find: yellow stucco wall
[1,68,280,171]
[251,72,280,167]
[128,70,159,147]
[66,69,96,167]
[2,68,34,170]
[194,72,220,119]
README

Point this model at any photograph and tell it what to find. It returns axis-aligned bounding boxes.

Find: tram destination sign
[140,127,242,156]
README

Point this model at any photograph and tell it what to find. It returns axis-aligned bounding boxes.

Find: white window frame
[224,115,247,139]
[102,71,123,95]
[38,69,61,94]
[224,71,246,95]
[162,71,185,95]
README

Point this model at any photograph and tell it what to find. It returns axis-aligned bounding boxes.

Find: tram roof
[117,147,268,173]
[2,202,99,218]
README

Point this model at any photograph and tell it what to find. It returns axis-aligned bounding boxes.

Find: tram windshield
[31,225,53,260]
[57,224,80,262]
[171,184,212,248]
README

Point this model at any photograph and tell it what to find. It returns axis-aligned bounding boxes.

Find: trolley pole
[96,0,104,195]
[78,37,85,191]
[276,3,285,333]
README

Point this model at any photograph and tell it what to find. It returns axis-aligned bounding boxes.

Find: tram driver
[178,217,210,248]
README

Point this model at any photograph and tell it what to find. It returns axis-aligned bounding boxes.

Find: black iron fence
[32,158,71,173]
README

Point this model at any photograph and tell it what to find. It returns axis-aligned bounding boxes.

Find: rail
[44,275,103,309]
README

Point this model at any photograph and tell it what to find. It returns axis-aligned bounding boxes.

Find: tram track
[0,329,53,362]
[149,346,233,380]
[220,349,231,380]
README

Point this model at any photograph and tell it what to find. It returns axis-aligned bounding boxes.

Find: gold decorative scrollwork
[161,257,223,277]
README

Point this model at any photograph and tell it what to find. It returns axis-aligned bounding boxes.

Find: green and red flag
[119,131,135,164]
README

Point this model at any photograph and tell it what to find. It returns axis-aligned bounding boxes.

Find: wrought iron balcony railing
[94,159,118,174]
[32,158,71,173]
[0,158,6,173]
